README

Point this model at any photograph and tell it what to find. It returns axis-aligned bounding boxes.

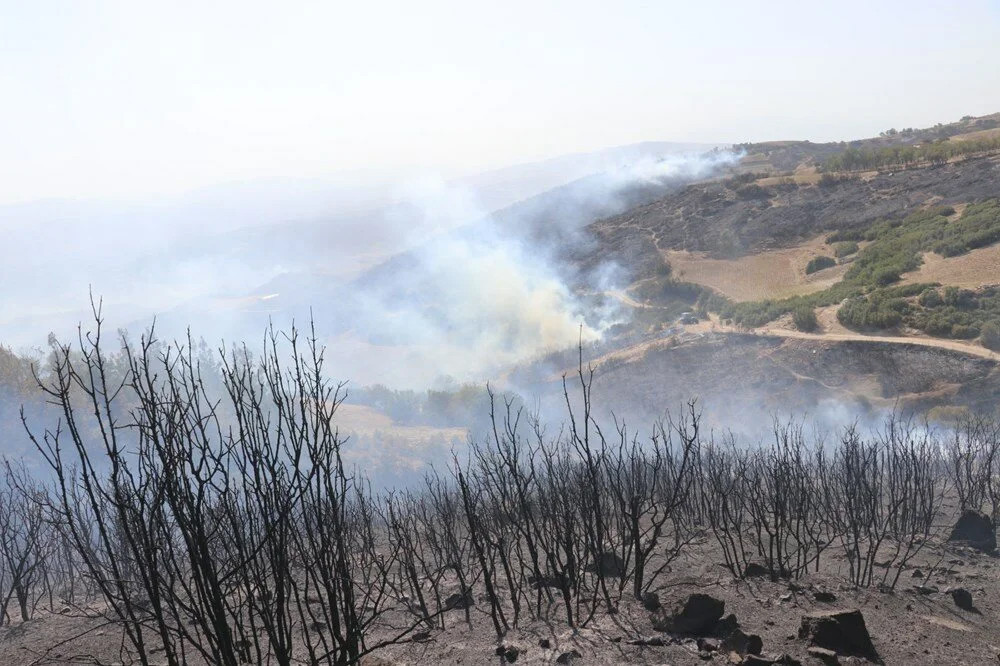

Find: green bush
[951,324,979,340]
[951,324,980,339]
[837,296,906,330]
[703,201,1000,330]
[833,241,859,258]
[981,321,1000,351]
[918,288,942,307]
[805,256,836,274]
[792,306,818,332]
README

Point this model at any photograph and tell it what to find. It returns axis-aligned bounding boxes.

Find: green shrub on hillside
[805,256,836,274]
[833,241,859,258]
[704,200,1000,330]
[950,324,980,339]
[837,295,907,330]
[918,288,942,307]
[792,306,818,332]
[823,135,1000,172]
[981,321,1000,351]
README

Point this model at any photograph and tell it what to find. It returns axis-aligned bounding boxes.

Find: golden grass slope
[663,235,847,302]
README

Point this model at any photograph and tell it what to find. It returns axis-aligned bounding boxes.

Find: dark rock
[642,591,661,611]
[910,569,923,578]
[914,585,938,595]
[743,562,770,578]
[495,645,506,656]
[444,589,474,610]
[697,650,712,660]
[585,551,625,577]
[697,637,719,652]
[720,628,763,656]
[652,593,725,634]
[504,646,520,663]
[950,587,974,611]
[806,646,839,664]
[539,639,551,649]
[714,613,740,637]
[813,591,837,603]
[798,609,879,662]
[412,631,432,643]
[948,510,996,552]
[556,649,581,664]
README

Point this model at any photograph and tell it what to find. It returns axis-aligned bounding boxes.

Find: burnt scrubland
[2,114,1000,665]
[2,316,1000,665]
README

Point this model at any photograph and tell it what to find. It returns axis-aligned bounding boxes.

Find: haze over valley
[4,3,1000,664]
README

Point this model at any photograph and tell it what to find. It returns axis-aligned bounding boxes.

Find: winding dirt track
[601,291,1000,364]
[745,325,1000,361]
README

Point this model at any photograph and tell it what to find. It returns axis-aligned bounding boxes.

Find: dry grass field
[903,247,1000,290]
[664,236,847,302]
[949,126,1000,143]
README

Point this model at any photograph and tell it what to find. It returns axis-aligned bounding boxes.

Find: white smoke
[326,148,743,387]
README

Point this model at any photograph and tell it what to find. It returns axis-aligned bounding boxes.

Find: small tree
[805,256,836,274]
[792,306,818,332]
[981,321,1000,351]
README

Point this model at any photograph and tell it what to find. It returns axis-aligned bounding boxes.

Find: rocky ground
[3,511,999,665]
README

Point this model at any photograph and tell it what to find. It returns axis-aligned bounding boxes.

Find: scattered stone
[629,636,666,647]
[555,649,581,664]
[744,655,800,665]
[495,646,506,656]
[697,637,719,652]
[814,591,837,603]
[742,656,774,665]
[914,585,938,595]
[411,631,432,643]
[806,646,839,664]
[720,628,763,656]
[773,656,804,665]
[779,593,793,603]
[59,606,71,614]
[948,510,997,552]
[585,552,625,577]
[642,591,661,611]
[539,638,551,649]
[714,613,740,637]
[698,650,712,660]
[950,587,974,611]
[503,646,520,663]
[444,589,474,610]
[798,609,879,662]
[652,593,725,634]
[744,562,770,578]
[910,569,923,578]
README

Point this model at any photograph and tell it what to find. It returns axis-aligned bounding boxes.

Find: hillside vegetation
[702,201,1000,344]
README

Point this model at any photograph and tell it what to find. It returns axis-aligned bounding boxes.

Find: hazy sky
[3,0,1000,204]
